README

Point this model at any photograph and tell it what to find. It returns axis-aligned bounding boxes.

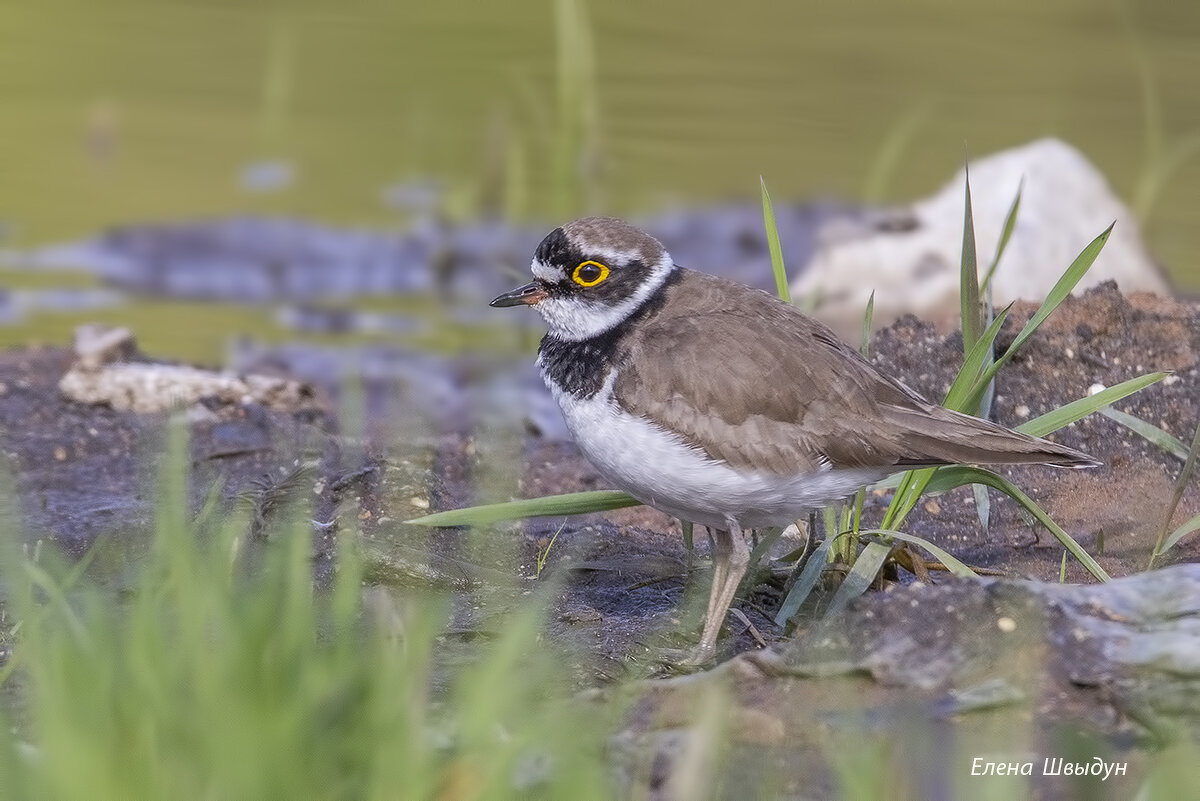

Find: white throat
[532,253,675,342]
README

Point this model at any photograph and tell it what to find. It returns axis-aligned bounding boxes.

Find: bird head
[490,217,676,341]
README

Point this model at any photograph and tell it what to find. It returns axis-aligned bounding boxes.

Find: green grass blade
[681,519,694,552]
[959,165,981,354]
[405,490,641,527]
[747,526,786,575]
[1098,407,1188,459]
[774,534,837,626]
[880,466,937,531]
[863,101,932,203]
[969,224,1113,406]
[942,304,1013,412]
[979,179,1023,295]
[973,281,997,530]
[972,484,991,532]
[879,471,918,530]
[760,176,790,303]
[924,466,1109,581]
[1015,373,1168,438]
[825,540,891,617]
[858,529,975,577]
[1160,512,1200,554]
[871,473,904,490]
[1004,222,1113,353]
[1151,420,1200,567]
[861,290,875,358]
[552,0,599,218]
[823,504,838,540]
[1134,132,1200,224]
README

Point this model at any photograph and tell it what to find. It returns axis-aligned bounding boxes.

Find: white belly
[547,370,886,530]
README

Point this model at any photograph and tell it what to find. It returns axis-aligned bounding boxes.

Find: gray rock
[792,138,1172,336]
[757,564,1200,738]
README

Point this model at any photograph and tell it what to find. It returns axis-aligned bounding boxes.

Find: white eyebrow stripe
[531,261,560,283]
[579,247,645,266]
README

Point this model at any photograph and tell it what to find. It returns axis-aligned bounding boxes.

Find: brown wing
[613,270,1095,474]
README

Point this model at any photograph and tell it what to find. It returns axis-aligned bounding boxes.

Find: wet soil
[0,346,336,553]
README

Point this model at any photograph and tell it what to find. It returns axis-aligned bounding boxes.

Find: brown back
[612,269,1095,473]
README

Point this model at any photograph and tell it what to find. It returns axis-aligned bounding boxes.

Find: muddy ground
[1,281,1198,797]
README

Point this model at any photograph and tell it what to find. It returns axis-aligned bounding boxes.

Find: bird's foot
[643,643,719,675]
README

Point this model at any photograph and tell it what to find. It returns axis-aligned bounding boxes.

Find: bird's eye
[572,260,609,287]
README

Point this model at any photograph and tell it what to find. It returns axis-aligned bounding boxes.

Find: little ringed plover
[492,216,1098,665]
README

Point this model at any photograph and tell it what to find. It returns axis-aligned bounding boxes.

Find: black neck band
[538,267,682,399]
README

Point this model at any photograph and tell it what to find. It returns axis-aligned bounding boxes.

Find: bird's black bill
[490,281,548,307]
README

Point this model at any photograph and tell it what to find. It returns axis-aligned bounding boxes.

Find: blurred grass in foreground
[0,422,612,800]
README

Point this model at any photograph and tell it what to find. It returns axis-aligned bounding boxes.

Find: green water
[2,1,1198,324]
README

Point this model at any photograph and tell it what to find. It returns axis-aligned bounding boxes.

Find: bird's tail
[887,405,1101,469]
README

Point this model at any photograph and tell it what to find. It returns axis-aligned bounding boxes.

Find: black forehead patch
[534,227,581,269]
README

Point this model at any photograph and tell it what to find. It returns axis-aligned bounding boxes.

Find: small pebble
[1014,404,1030,418]
[997,616,1017,633]
[1088,383,1106,396]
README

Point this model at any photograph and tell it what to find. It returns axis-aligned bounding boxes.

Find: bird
[491,216,1098,665]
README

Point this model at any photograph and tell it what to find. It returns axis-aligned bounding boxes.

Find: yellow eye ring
[572,260,610,287]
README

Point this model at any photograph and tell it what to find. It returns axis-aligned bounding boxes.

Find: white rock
[59,324,314,413]
[792,139,1171,335]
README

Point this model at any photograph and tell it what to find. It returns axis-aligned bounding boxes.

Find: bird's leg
[703,524,728,611]
[683,516,750,666]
